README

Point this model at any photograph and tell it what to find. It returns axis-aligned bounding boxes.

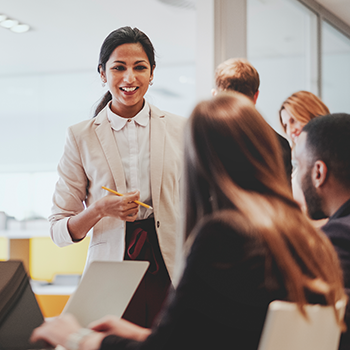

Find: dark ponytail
[94,91,112,117]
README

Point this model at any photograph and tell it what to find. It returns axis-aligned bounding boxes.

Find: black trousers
[122,218,171,327]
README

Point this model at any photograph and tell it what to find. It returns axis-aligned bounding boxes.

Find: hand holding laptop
[30,260,150,350]
[31,313,151,350]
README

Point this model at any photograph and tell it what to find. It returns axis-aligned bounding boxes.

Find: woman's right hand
[96,190,140,222]
[67,190,140,241]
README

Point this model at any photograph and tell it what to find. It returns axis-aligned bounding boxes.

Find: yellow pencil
[102,186,153,210]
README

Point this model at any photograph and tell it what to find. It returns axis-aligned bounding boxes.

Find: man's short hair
[214,58,260,100]
[303,113,350,188]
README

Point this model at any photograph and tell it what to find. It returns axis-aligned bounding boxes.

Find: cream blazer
[49,104,186,280]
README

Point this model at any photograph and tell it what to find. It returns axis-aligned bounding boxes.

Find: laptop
[62,260,149,327]
[0,260,148,349]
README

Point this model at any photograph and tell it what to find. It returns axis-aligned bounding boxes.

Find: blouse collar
[107,100,150,131]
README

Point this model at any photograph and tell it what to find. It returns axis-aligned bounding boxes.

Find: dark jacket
[275,131,292,187]
[322,199,350,350]
[100,213,324,350]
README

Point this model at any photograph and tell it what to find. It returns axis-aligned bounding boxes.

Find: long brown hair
[184,92,346,322]
[279,90,330,132]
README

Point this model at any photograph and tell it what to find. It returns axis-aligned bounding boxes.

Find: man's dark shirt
[275,131,292,187]
[322,199,350,350]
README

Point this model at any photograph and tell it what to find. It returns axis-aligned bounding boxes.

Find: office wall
[322,21,350,113]
[1,0,350,221]
[247,0,350,134]
[0,1,196,221]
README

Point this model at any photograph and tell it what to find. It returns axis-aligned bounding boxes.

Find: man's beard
[302,170,327,220]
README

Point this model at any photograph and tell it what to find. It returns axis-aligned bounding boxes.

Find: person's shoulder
[323,214,350,230]
[149,104,186,123]
[187,211,263,265]
[68,109,107,136]
[322,216,350,239]
[191,210,257,248]
[197,210,242,231]
[274,130,290,149]
[69,118,95,131]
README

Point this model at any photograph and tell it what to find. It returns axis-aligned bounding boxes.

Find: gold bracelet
[65,328,94,350]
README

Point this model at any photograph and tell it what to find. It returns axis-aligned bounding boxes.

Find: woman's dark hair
[94,26,156,116]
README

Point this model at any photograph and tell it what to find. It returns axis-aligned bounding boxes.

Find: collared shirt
[327,198,350,221]
[107,100,153,220]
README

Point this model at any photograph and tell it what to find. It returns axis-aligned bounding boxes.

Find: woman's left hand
[30,314,82,347]
[30,314,150,349]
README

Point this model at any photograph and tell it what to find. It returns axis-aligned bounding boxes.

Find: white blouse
[107,100,153,220]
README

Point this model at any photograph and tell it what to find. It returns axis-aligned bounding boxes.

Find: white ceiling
[0,0,196,77]
[316,0,350,27]
[0,0,349,77]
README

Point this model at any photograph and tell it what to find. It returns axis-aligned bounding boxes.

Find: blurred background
[0,0,349,222]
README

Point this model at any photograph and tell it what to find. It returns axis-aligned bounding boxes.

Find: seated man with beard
[294,113,350,350]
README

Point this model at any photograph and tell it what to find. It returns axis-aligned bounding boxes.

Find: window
[322,21,350,113]
[247,0,317,132]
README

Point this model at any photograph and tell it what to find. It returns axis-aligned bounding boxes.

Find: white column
[305,11,320,96]
[214,0,247,67]
[195,0,247,102]
[195,0,215,101]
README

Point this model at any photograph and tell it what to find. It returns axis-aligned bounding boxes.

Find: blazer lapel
[150,105,166,213]
[94,109,127,193]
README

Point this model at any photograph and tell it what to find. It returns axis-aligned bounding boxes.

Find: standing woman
[49,27,186,327]
[279,91,329,215]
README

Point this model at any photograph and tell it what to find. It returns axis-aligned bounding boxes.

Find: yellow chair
[30,236,90,317]
[29,236,90,282]
[35,294,71,318]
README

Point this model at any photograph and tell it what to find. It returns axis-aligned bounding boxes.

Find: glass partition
[247,0,317,132]
[322,21,350,113]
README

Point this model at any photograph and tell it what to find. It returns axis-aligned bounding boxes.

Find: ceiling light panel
[0,13,30,33]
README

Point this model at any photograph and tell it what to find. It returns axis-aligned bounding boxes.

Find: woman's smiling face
[281,108,304,145]
[100,42,154,118]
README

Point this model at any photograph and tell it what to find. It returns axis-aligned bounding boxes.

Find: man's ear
[311,160,328,188]
[253,90,259,105]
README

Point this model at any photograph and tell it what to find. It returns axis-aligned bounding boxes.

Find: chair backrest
[258,299,346,350]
